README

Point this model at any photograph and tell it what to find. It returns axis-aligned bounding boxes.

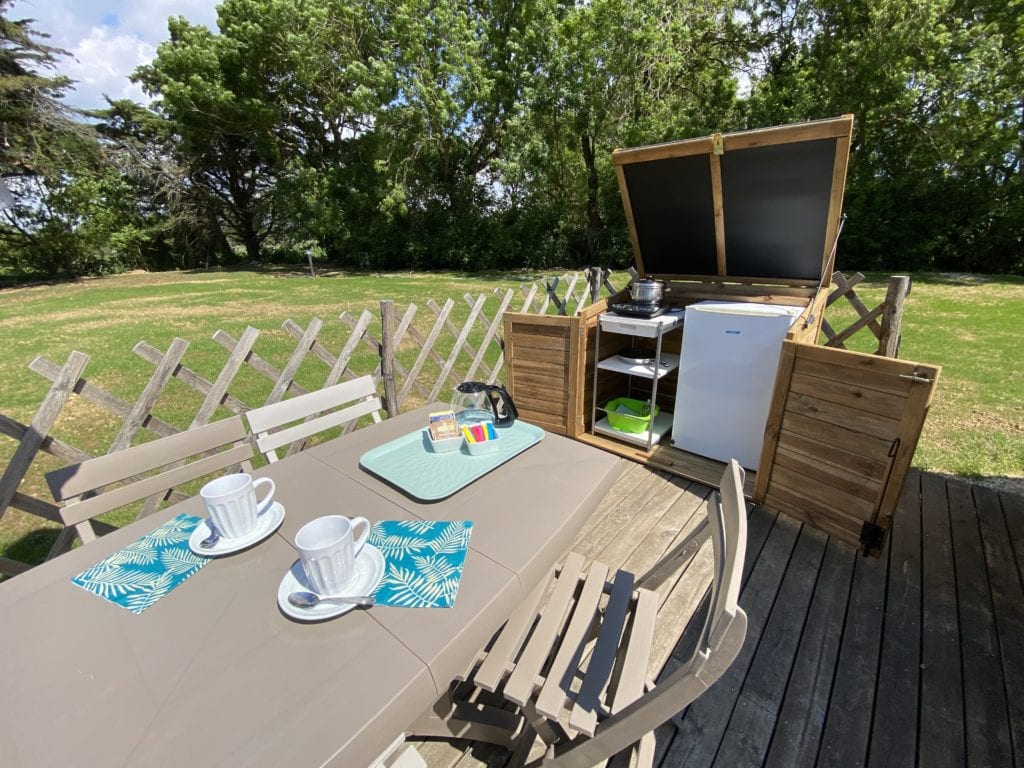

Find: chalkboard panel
[622,154,717,277]
[721,138,837,280]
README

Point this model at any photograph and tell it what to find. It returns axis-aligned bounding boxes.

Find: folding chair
[44,416,253,558]
[244,376,383,463]
[410,460,749,767]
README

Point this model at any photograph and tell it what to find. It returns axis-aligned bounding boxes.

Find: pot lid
[613,115,853,284]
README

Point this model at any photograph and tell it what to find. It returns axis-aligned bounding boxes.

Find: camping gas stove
[609,301,668,319]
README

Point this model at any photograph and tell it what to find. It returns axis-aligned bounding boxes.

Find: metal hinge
[860,521,886,557]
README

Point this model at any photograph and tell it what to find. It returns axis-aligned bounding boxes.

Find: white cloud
[64,26,157,107]
[9,0,220,109]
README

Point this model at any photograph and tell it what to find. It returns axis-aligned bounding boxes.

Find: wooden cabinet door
[754,341,940,554]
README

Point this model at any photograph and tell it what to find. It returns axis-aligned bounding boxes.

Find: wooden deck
[411,462,1024,768]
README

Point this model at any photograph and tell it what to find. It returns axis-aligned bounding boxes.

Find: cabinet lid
[613,115,854,286]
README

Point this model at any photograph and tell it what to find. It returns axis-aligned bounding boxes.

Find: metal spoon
[287,591,376,609]
[198,524,221,549]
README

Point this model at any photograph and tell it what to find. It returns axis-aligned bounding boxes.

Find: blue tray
[359,421,545,501]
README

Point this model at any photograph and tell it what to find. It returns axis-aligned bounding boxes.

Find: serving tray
[359,421,545,501]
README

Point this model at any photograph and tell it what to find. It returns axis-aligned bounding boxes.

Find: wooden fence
[822,272,910,357]
[0,271,621,575]
[0,269,904,577]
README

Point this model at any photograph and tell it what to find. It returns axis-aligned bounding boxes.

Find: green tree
[501,0,747,267]
[744,0,1023,273]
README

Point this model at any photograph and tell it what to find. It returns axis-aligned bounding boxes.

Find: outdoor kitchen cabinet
[503,115,940,555]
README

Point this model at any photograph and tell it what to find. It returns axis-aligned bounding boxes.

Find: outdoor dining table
[0,404,623,768]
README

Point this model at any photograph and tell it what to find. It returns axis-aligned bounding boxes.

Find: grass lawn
[1,267,1021,566]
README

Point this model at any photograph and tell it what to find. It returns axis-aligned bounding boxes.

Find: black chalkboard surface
[721,138,837,281]
[622,154,717,277]
[620,136,839,282]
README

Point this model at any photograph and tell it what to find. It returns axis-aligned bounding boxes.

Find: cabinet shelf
[596,353,679,379]
[591,310,683,452]
[593,411,674,448]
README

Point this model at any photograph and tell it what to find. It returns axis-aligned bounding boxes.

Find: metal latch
[712,133,724,155]
[859,522,886,557]
[898,371,933,384]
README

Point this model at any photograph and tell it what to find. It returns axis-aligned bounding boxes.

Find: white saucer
[277,544,385,622]
[188,502,286,556]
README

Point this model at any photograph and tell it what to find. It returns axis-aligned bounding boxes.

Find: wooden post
[878,275,911,358]
[380,300,399,417]
[586,267,603,303]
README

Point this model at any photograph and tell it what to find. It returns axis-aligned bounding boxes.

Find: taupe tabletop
[0,406,623,768]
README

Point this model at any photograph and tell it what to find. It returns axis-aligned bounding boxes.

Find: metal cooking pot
[630,279,665,305]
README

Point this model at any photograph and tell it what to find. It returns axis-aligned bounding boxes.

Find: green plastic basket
[604,397,659,433]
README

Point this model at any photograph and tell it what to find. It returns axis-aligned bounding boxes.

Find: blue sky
[9,0,220,109]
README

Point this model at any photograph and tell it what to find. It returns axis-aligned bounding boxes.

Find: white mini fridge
[672,301,803,470]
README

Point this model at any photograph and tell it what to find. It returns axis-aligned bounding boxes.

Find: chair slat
[503,552,586,706]
[475,570,553,692]
[254,398,381,456]
[46,416,248,501]
[58,444,253,527]
[535,560,610,720]
[245,377,383,462]
[610,587,658,714]
[569,569,635,737]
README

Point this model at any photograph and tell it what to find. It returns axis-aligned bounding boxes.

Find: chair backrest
[551,459,749,767]
[45,416,253,547]
[244,376,383,463]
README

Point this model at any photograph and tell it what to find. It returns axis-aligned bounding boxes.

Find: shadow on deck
[414,464,1024,768]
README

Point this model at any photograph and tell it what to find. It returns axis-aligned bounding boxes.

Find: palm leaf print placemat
[368,520,472,608]
[71,513,210,614]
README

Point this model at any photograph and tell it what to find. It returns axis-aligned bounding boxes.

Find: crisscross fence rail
[0,271,622,575]
[822,271,910,357]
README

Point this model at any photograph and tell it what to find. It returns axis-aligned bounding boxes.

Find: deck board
[411,467,1024,768]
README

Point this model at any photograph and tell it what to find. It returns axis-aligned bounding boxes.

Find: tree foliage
[0,0,1020,280]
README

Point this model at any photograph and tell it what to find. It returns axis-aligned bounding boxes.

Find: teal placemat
[369,520,472,608]
[71,513,209,614]
[359,421,545,501]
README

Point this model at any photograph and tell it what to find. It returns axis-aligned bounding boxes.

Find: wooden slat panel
[788,372,910,419]
[509,347,569,367]
[666,514,801,768]
[867,472,922,767]
[763,538,855,768]
[917,472,965,766]
[508,370,568,396]
[947,479,1013,766]
[790,347,915,397]
[758,483,865,545]
[975,486,1024,761]
[711,526,828,768]
[775,430,890,480]
[773,446,883,503]
[783,387,901,441]
[778,410,894,459]
[815,545,887,768]
[769,464,877,520]
[760,340,939,552]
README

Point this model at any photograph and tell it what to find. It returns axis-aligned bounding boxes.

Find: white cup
[294,515,371,596]
[200,473,276,540]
